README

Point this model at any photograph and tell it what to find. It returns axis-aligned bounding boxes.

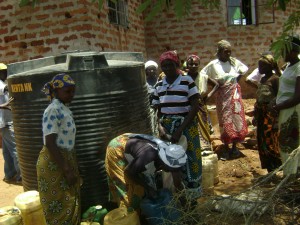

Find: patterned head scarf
[259,54,276,67]
[159,50,180,65]
[259,54,281,76]
[42,73,75,101]
[186,54,200,65]
[157,136,187,168]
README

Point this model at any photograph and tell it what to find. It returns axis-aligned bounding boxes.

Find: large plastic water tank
[7,52,152,211]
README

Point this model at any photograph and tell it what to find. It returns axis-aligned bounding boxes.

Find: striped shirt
[276,61,300,104]
[152,74,199,115]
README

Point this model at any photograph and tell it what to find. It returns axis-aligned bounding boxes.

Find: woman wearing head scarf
[200,40,249,159]
[105,133,187,210]
[36,73,81,225]
[145,60,159,135]
[152,50,202,202]
[185,54,219,151]
[253,54,282,172]
[273,36,300,177]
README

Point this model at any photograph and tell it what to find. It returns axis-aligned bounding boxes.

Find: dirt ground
[0,148,24,207]
[0,99,299,224]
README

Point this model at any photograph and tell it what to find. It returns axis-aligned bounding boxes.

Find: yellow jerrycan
[14,190,47,225]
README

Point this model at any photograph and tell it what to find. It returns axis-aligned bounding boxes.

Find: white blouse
[42,98,76,151]
[200,58,248,85]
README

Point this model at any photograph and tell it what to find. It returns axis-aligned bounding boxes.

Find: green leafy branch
[271,9,300,59]
[136,0,220,21]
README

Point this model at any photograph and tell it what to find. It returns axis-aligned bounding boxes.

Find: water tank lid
[66,53,108,71]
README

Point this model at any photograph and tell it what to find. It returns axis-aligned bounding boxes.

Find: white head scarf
[145,60,158,69]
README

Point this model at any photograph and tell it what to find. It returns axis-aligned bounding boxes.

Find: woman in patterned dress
[36,73,81,225]
[200,40,249,159]
[105,133,187,210]
[152,50,202,202]
[253,54,282,172]
[185,54,219,152]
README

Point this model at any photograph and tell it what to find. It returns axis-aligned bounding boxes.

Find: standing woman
[185,54,219,151]
[145,60,159,135]
[37,73,81,225]
[200,40,249,159]
[273,36,300,177]
[253,54,282,172]
[152,51,202,200]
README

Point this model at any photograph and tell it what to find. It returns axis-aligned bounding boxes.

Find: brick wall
[0,0,299,98]
[0,0,146,63]
[144,0,300,98]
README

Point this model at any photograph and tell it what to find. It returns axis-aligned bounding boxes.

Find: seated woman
[105,133,187,210]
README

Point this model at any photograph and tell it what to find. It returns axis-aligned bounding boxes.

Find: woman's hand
[158,123,170,141]
[63,165,78,186]
[268,100,279,117]
[0,97,14,110]
[171,129,182,143]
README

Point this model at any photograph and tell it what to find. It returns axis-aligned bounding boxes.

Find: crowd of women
[34,36,300,224]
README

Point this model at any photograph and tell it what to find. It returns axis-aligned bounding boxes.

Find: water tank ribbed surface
[7,52,152,211]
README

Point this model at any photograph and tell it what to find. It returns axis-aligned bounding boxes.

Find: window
[108,0,128,27]
[227,0,256,25]
[227,0,274,26]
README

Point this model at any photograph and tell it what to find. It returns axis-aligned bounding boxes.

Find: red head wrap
[159,51,180,65]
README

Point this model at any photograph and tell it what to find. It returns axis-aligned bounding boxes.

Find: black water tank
[7,52,152,211]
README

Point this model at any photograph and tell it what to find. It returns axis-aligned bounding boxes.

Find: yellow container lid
[14,190,42,212]
[103,207,140,225]
[0,206,22,225]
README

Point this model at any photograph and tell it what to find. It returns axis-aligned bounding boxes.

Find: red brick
[72,24,92,31]
[60,18,77,25]
[53,11,68,17]
[0,5,13,10]
[43,4,58,10]
[80,32,96,38]
[0,28,8,35]
[20,33,37,40]
[11,26,22,33]
[71,8,88,15]
[59,2,74,8]
[0,46,8,51]
[1,20,10,27]
[62,34,78,41]
[40,30,51,37]
[52,28,69,35]
[35,14,50,20]
[26,23,41,29]
[37,46,51,54]
[5,51,15,56]
[4,35,18,43]
[46,38,59,45]
[31,40,44,46]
